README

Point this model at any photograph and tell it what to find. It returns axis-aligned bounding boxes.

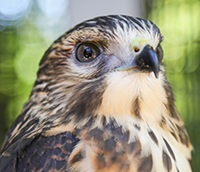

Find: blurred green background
[0,0,199,171]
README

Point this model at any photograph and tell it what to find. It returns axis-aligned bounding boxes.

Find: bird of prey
[0,15,192,172]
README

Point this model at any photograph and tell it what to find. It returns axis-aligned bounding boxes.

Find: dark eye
[156,45,163,61]
[76,42,101,62]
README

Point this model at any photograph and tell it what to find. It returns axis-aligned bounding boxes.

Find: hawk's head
[32,15,166,125]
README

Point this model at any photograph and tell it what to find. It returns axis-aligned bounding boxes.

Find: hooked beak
[116,38,159,78]
[131,45,159,78]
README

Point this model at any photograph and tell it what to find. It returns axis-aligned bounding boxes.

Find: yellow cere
[130,37,153,52]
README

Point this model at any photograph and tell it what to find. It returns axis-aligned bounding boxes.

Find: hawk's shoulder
[0,131,79,172]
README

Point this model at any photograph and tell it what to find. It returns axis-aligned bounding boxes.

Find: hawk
[0,15,192,172]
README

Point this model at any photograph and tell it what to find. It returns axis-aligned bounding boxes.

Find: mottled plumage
[0,15,192,172]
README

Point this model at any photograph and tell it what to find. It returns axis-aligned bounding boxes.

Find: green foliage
[0,23,49,127]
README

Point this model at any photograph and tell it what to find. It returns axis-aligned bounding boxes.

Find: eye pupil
[76,43,100,62]
[84,46,93,58]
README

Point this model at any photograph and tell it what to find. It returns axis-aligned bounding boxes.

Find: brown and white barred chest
[67,115,191,172]
[66,72,192,172]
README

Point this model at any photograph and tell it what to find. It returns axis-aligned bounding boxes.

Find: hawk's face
[34,15,165,124]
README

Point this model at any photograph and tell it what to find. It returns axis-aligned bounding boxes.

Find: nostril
[134,47,140,52]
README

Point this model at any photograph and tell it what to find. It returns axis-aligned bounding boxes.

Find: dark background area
[0,0,199,171]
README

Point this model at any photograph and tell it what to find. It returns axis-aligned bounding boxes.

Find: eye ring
[76,42,101,62]
[156,44,163,61]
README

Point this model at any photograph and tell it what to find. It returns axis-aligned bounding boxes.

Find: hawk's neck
[96,71,168,124]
